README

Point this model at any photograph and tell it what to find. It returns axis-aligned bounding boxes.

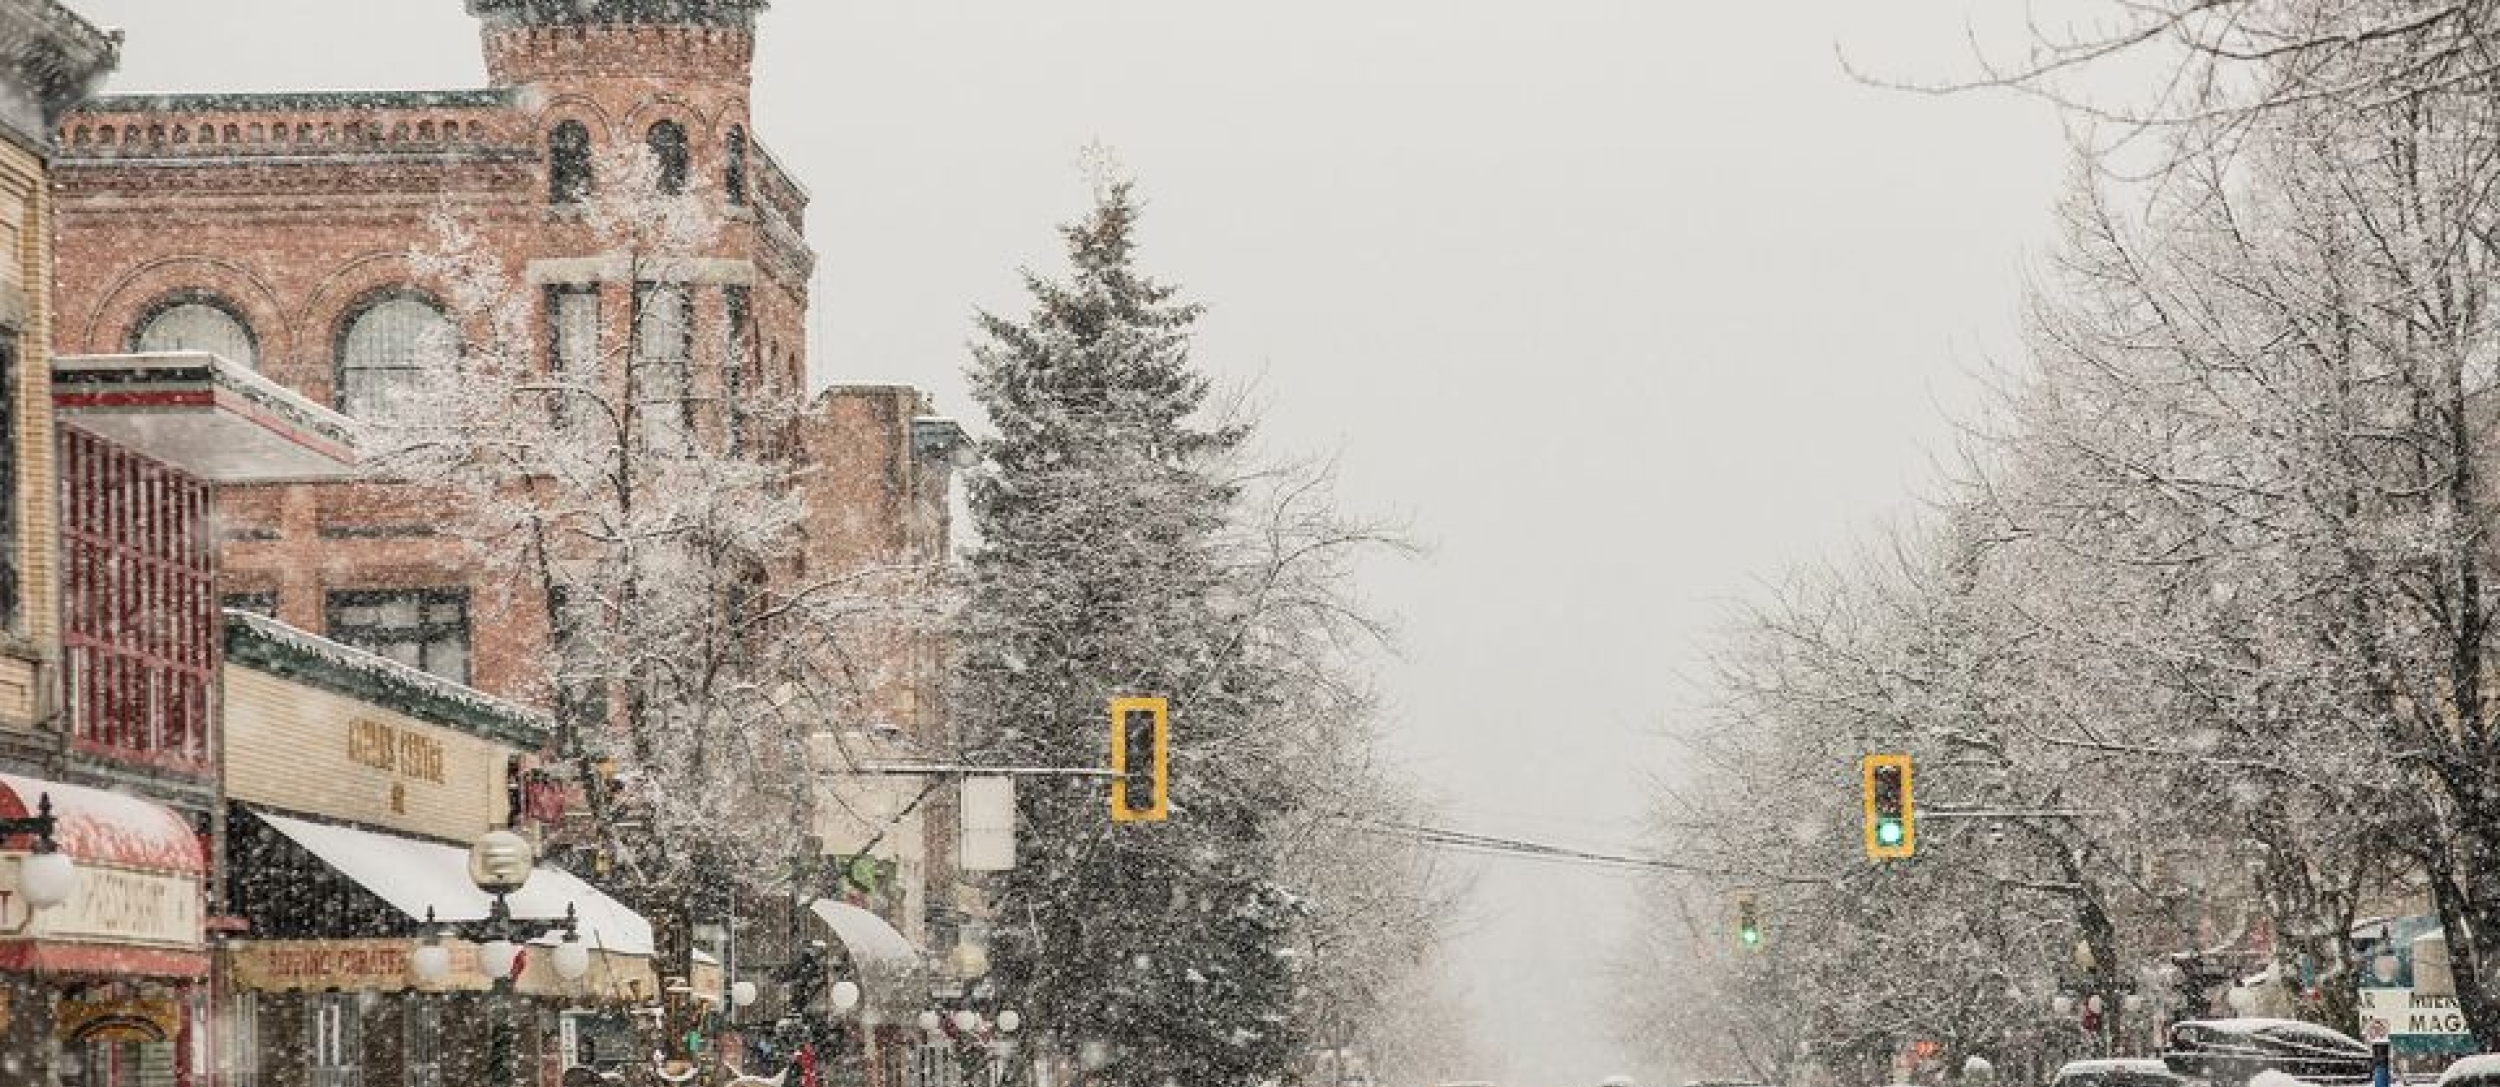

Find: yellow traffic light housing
[1862,753,1914,860]
[1110,696,1170,823]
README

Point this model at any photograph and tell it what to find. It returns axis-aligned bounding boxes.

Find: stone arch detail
[83,255,289,366]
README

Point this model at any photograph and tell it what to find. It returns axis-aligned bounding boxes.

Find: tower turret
[467,0,766,88]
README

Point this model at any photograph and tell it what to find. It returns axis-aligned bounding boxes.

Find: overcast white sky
[70,2,2078,1082]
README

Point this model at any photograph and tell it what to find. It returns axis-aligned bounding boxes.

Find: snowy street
[7,3,2500,1087]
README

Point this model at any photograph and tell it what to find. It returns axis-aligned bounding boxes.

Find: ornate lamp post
[408,829,592,1087]
[1,793,78,911]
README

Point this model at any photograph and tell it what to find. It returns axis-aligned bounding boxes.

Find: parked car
[2163,1018,2375,1086]
[2439,1055,2500,1087]
[2052,1058,2190,1087]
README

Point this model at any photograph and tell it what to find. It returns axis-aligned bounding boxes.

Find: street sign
[2358,988,2473,1055]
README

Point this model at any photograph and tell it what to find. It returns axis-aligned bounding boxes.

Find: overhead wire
[1350,817,1698,873]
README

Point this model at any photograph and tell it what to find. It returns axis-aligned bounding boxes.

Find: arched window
[132,297,257,368]
[549,120,592,204]
[646,120,689,195]
[724,126,748,206]
[335,294,454,417]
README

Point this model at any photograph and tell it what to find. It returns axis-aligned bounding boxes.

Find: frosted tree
[957,173,1404,1087]
[362,145,942,1060]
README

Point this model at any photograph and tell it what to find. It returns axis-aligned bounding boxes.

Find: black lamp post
[409,829,592,1087]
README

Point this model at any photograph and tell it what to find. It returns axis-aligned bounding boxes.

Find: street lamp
[2,793,77,910]
[411,831,590,1087]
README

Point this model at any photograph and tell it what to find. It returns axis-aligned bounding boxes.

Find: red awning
[0,772,202,874]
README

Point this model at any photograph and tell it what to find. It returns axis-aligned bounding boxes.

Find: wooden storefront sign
[224,938,656,1000]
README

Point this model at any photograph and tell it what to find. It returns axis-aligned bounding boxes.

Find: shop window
[132,296,258,369]
[646,120,689,195]
[219,992,261,1087]
[326,588,471,684]
[72,1038,178,1087]
[308,993,362,1087]
[222,591,279,619]
[336,293,454,417]
[549,120,592,204]
[404,1002,443,1087]
[632,283,693,447]
[725,125,748,206]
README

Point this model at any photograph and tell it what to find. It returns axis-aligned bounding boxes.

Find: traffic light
[1736,895,1763,949]
[1110,696,1169,823]
[1862,753,1915,859]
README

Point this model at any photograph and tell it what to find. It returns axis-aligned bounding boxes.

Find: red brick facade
[46,4,949,728]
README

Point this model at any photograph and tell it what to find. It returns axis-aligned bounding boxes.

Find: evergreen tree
[961,178,1304,1087]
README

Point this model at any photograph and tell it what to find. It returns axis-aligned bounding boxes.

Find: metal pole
[489,890,521,1087]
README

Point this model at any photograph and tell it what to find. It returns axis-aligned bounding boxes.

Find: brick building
[45,0,971,1078]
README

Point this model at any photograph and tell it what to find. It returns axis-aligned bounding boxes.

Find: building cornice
[83,88,515,114]
[224,612,552,750]
[0,0,119,154]
[468,0,766,29]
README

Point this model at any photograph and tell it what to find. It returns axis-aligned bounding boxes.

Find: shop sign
[346,717,446,783]
[225,938,424,991]
[224,937,658,1000]
[0,858,201,950]
[2361,987,2467,1036]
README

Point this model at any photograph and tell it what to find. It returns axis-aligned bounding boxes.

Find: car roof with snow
[2442,1056,2500,1083]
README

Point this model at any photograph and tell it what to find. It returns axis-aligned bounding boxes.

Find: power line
[1352,818,1695,873]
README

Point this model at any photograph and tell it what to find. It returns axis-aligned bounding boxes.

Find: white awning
[250,809,653,957]
[808,899,920,971]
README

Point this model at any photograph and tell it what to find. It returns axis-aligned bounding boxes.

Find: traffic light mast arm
[1915,807,2105,819]
[842,764,1121,778]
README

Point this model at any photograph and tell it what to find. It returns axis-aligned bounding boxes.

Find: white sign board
[0,857,203,950]
[959,775,1017,872]
[2360,988,2469,1038]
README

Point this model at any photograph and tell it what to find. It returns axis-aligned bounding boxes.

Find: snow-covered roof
[54,352,358,483]
[251,808,651,957]
[83,89,513,114]
[225,610,550,748]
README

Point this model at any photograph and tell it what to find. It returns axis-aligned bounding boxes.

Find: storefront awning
[807,899,929,1018]
[808,899,919,971]
[249,808,652,957]
[0,773,202,873]
[0,773,206,977]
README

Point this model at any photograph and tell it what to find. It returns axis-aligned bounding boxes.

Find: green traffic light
[1876,818,1905,847]
[1739,926,1762,948]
